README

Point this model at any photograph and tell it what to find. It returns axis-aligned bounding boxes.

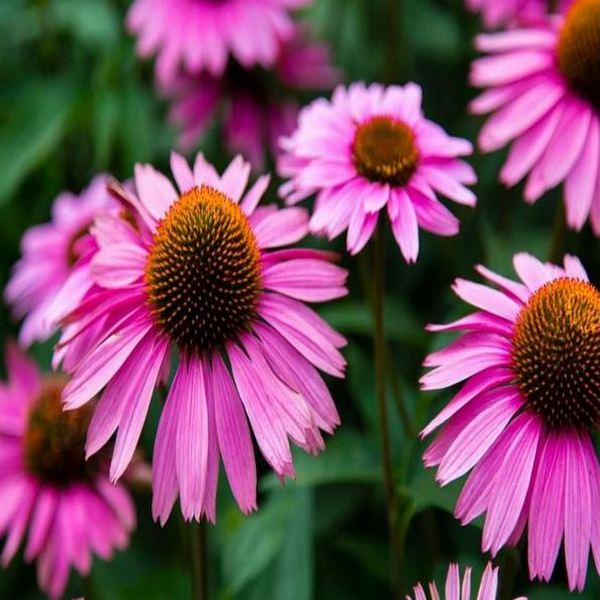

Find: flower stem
[189,520,207,600]
[549,204,566,263]
[372,225,403,597]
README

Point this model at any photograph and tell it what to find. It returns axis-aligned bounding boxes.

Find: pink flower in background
[167,29,339,170]
[278,82,476,262]
[470,0,600,233]
[408,562,526,600]
[57,153,347,524]
[466,0,572,28]
[4,176,116,347]
[421,252,600,591]
[127,0,310,87]
[0,345,135,599]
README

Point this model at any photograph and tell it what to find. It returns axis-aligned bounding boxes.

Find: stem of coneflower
[189,520,207,600]
[549,204,567,263]
[372,225,402,597]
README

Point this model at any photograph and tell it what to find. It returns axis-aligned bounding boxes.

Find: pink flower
[57,153,347,524]
[421,252,600,591]
[127,0,310,87]
[4,176,116,347]
[167,29,339,170]
[466,0,572,28]
[408,562,526,600]
[278,82,476,262]
[470,0,600,233]
[0,345,135,599]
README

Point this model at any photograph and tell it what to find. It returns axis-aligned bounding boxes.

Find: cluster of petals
[421,252,600,591]
[127,0,310,87]
[4,176,116,348]
[466,0,572,28]
[278,82,476,262]
[0,345,135,599]
[57,153,347,524]
[470,8,600,233]
[408,562,526,600]
[167,28,339,169]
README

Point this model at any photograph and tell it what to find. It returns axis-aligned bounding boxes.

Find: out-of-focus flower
[127,0,310,87]
[4,176,116,347]
[57,153,347,524]
[167,29,340,170]
[408,562,527,600]
[278,82,476,261]
[466,0,572,28]
[470,0,600,232]
[0,345,136,599]
[421,252,600,592]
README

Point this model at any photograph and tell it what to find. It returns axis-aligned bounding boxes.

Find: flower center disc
[145,185,262,355]
[24,379,93,486]
[557,0,600,110]
[512,278,600,429]
[352,116,419,186]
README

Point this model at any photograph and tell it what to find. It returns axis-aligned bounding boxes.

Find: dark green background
[1,0,599,597]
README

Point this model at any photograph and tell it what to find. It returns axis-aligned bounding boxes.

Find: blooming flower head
[167,27,339,170]
[470,0,600,233]
[57,153,347,524]
[278,82,476,262]
[0,345,135,599]
[466,0,572,28]
[4,176,116,347]
[408,562,526,600]
[127,0,310,87]
[421,252,600,591]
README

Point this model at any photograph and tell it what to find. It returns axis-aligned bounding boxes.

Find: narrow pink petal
[445,563,460,600]
[564,430,592,591]
[476,563,499,600]
[436,390,522,484]
[210,356,257,514]
[109,333,168,481]
[62,317,153,410]
[565,115,599,230]
[390,189,419,263]
[175,358,209,521]
[170,151,195,193]
[228,343,295,479]
[452,278,520,321]
[482,412,541,555]
[528,429,566,582]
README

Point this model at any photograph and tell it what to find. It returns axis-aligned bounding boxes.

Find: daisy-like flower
[57,153,347,524]
[278,82,476,262]
[168,28,339,170]
[421,252,600,591]
[127,0,310,87]
[466,0,572,28]
[4,176,116,347]
[0,345,135,599]
[408,562,526,600]
[470,0,600,233]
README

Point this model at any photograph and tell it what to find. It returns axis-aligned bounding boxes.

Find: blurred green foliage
[2,0,600,598]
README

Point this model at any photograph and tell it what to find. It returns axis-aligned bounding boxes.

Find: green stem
[372,227,403,598]
[190,521,207,600]
[384,0,403,82]
[548,204,566,263]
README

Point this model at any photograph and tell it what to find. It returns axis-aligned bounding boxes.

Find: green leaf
[222,497,288,595]
[49,0,120,50]
[400,466,460,516]
[320,297,426,346]
[274,488,314,600]
[0,79,72,204]
[260,432,381,491]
